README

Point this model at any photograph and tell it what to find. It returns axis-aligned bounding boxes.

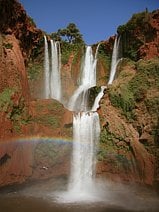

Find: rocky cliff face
[0,0,43,63]
[96,9,159,185]
[0,0,73,187]
[0,32,30,140]
[117,9,159,61]
[0,139,71,187]
[0,0,72,141]
[98,58,159,185]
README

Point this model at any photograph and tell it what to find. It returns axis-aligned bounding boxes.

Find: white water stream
[44,38,120,202]
[68,112,100,193]
[44,35,50,98]
[108,36,120,85]
[67,45,104,199]
[44,37,62,101]
[68,45,99,112]
[50,40,61,101]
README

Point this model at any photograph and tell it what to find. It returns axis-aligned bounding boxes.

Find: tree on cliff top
[51,23,84,44]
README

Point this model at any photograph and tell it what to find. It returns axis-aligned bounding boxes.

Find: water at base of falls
[54,112,104,203]
[54,180,107,203]
[0,140,159,211]
[57,45,104,203]
[50,112,100,203]
[2,177,159,212]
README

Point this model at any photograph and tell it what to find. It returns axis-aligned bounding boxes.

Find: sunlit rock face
[0,0,43,62]
[97,59,159,186]
[0,34,29,140]
[97,93,155,185]
[139,10,159,59]
[117,9,159,61]
[0,139,71,187]
[0,0,43,140]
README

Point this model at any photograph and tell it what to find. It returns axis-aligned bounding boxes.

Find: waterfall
[68,112,100,192]
[68,45,99,111]
[81,46,97,86]
[50,40,62,101]
[44,35,50,98]
[43,36,62,101]
[91,86,106,111]
[108,36,120,85]
[68,45,104,196]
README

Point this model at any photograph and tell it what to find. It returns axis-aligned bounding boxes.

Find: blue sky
[19,0,159,45]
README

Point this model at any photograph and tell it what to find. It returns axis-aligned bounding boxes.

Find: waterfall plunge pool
[0,176,159,212]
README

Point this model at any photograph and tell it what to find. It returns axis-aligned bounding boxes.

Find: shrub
[109,85,135,120]
[0,88,14,111]
[28,63,42,80]
[28,16,36,27]
[117,10,155,61]
[4,42,13,49]
[61,41,84,65]
[35,115,59,128]
[109,58,159,120]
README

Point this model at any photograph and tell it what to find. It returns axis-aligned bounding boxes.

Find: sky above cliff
[19,0,159,45]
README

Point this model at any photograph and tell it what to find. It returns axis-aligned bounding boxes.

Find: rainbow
[0,136,72,145]
[17,136,73,143]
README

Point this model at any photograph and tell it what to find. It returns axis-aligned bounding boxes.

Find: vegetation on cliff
[0,0,43,63]
[117,9,159,60]
[98,57,159,184]
[97,9,159,184]
[51,23,84,44]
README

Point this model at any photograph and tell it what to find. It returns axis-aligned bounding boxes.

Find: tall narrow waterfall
[68,45,99,111]
[108,36,120,85]
[81,46,97,87]
[50,40,61,101]
[44,35,50,98]
[68,45,104,197]
[69,112,100,192]
[44,36,62,101]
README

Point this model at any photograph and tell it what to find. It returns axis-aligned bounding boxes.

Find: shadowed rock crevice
[0,153,11,166]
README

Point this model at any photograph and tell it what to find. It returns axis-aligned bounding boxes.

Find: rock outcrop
[97,91,155,185]
[97,58,159,185]
[0,33,29,140]
[0,139,71,187]
[0,0,43,63]
[117,9,159,61]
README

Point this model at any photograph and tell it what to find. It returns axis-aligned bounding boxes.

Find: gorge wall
[0,0,159,188]
[97,9,159,185]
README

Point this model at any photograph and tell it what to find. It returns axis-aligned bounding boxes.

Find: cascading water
[81,46,97,87]
[43,36,62,101]
[50,40,62,101]
[66,45,105,200]
[108,35,120,85]
[44,35,50,98]
[91,86,106,111]
[68,45,99,111]
[68,112,100,193]
[49,40,120,203]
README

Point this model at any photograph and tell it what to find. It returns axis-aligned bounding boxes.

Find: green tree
[57,23,84,44]
[50,32,61,41]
